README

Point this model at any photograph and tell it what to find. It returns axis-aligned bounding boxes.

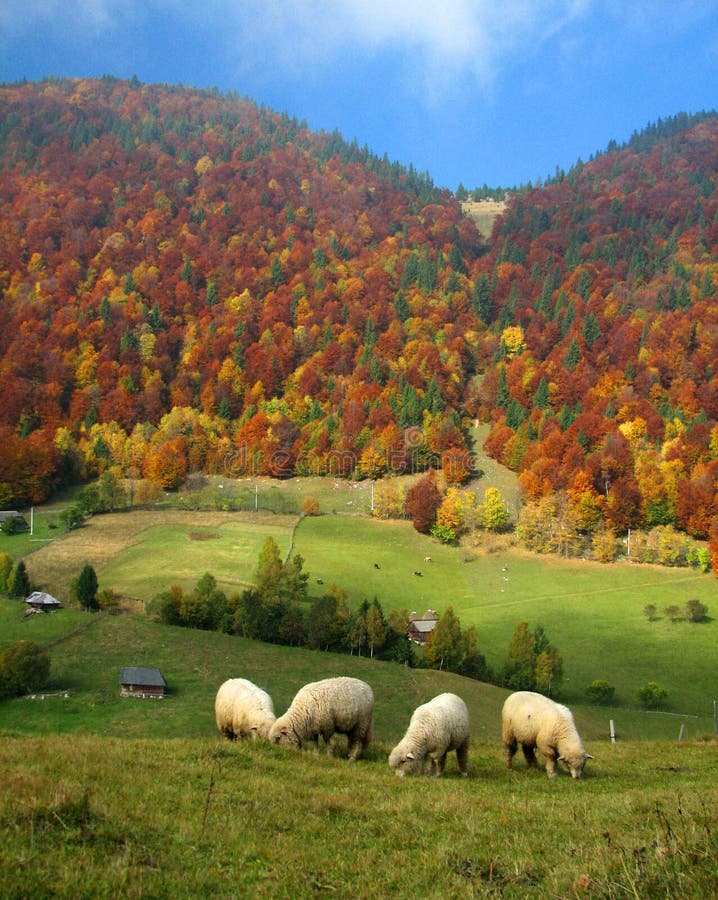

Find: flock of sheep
[215,675,593,779]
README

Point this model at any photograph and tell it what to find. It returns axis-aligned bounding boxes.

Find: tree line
[146,536,566,692]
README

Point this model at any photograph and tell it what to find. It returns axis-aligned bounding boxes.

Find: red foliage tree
[404,469,442,533]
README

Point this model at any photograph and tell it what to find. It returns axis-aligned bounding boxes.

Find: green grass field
[0,731,716,899]
[1,592,717,897]
[13,505,718,738]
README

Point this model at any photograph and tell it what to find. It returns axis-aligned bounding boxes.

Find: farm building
[120,666,167,699]
[25,591,62,612]
[407,609,438,645]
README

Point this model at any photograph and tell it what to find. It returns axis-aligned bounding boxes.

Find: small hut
[25,591,62,612]
[119,666,167,699]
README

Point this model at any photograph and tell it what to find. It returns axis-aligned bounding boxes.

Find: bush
[685,599,708,623]
[0,640,51,697]
[587,679,616,705]
[637,681,668,710]
[1,515,27,536]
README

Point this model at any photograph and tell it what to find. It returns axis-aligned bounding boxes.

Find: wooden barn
[120,666,167,699]
[407,609,438,645]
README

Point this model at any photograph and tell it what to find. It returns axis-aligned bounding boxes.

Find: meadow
[1,601,717,898]
[2,474,717,895]
[16,503,718,739]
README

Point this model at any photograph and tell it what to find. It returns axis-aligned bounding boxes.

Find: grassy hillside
[0,591,714,745]
[1,598,717,896]
[15,505,718,737]
[1,732,716,897]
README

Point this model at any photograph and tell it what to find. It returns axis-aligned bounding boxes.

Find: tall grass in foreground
[0,735,716,898]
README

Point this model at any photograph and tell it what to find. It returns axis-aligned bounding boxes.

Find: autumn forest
[0,78,716,552]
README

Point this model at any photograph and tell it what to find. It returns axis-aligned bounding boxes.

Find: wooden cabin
[407,608,438,645]
[119,666,167,699]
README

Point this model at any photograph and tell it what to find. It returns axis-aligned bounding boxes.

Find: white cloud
[220,1,593,87]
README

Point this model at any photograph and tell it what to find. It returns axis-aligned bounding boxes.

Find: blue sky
[1,1,717,190]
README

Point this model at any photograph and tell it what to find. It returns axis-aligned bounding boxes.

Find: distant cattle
[413,570,422,577]
[373,563,380,570]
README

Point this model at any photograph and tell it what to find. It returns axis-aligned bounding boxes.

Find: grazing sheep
[269,676,374,760]
[502,690,593,779]
[413,570,422,577]
[424,556,432,562]
[389,693,470,777]
[215,678,276,741]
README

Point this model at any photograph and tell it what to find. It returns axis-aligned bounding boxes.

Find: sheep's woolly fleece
[215,677,276,741]
[502,690,592,779]
[389,692,470,777]
[269,676,374,760]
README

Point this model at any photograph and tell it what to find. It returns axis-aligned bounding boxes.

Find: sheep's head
[388,745,422,777]
[269,721,300,748]
[249,715,276,741]
[558,751,593,779]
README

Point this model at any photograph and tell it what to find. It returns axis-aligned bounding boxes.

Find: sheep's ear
[557,755,564,761]
[406,752,416,760]
[585,754,594,760]
[250,725,258,731]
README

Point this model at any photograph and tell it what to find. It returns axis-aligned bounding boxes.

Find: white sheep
[215,678,276,741]
[268,676,374,760]
[388,692,470,777]
[502,690,593,779]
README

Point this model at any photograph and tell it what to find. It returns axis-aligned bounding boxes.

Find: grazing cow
[316,578,324,585]
[413,570,422,577]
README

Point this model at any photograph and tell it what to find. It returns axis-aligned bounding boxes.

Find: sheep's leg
[346,734,361,761]
[503,734,518,769]
[434,753,447,777]
[321,730,336,756]
[522,742,539,768]
[538,743,558,778]
[456,741,469,776]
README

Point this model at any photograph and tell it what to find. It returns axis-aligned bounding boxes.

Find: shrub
[643,603,658,622]
[685,598,708,623]
[637,681,668,710]
[300,496,320,516]
[0,640,51,697]
[664,604,682,622]
[587,679,616,705]
[0,515,27,536]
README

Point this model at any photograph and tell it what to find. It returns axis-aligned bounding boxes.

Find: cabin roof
[119,666,167,687]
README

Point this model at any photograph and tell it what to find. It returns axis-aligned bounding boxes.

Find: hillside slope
[0,81,716,548]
